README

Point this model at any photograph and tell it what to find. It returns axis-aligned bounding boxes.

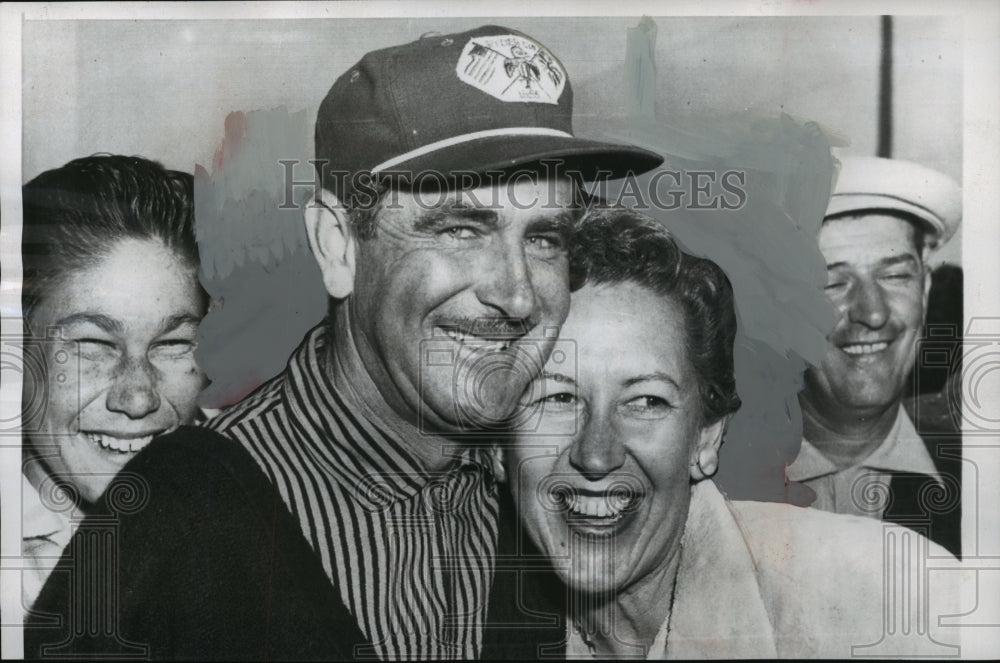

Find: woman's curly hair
[569,208,741,423]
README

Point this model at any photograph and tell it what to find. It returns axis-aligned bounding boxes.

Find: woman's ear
[303,190,356,300]
[689,415,728,481]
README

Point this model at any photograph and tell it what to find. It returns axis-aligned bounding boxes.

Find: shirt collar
[786,437,838,482]
[787,408,942,485]
[283,325,496,505]
[21,474,74,543]
[864,409,942,482]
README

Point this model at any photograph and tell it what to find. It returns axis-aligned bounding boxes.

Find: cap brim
[379,134,664,184]
[826,193,952,246]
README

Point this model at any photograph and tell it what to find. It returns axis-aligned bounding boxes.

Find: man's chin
[418,392,524,436]
[452,398,521,432]
[803,374,903,420]
[830,387,903,417]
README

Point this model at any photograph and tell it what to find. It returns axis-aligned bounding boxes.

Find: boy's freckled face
[26,238,207,504]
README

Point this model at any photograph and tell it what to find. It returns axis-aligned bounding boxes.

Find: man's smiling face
[805,213,931,421]
[25,238,207,504]
[348,177,576,435]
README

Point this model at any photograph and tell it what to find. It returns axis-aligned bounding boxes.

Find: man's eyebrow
[826,254,919,271]
[411,202,499,232]
[158,314,202,333]
[877,254,920,269]
[527,209,578,236]
[622,372,680,391]
[54,313,123,334]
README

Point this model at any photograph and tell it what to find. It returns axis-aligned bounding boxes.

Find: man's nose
[845,280,890,329]
[475,244,537,321]
[568,415,627,481]
[106,356,161,419]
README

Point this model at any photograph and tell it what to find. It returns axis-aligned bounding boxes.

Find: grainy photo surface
[1,2,998,660]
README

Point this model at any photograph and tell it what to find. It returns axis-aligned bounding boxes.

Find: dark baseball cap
[315,25,663,201]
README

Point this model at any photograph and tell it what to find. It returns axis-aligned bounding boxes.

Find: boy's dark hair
[22,154,203,316]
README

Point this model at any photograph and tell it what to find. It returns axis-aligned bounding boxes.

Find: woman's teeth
[85,433,154,453]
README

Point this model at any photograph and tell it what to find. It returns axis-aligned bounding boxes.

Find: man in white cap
[787,156,962,556]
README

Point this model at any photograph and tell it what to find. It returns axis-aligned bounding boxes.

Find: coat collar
[663,480,778,659]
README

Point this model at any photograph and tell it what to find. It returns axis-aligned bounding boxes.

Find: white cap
[826,156,962,249]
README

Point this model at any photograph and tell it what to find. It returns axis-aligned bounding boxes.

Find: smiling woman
[485,208,963,659]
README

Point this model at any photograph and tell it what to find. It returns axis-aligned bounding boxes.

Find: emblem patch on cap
[456,35,565,104]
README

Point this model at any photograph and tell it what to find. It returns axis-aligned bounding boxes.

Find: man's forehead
[384,176,580,216]
[818,213,922,265]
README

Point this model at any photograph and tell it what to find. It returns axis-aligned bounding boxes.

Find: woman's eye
[621,395,672,417]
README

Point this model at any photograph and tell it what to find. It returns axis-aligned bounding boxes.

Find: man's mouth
[438,326,516,353]
[839,340,890,356]
[84,431,165,454]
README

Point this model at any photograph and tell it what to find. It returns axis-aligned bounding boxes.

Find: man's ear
[303,190,356,299]
[689,415,728,481]
[921,253,933,314]
[489,445,508,484]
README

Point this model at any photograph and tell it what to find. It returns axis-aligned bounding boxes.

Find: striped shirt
[207,326,500,660]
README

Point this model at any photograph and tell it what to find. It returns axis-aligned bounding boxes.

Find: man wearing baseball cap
[787,156,962,556]
[205,25,661,658]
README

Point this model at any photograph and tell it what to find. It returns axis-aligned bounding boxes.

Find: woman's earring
[697,448,719,478]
